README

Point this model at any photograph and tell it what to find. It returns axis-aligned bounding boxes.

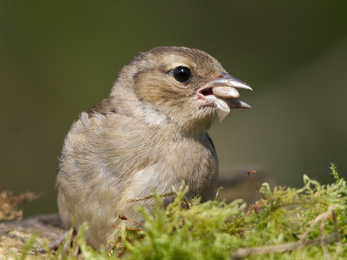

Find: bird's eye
[173,66,191,83]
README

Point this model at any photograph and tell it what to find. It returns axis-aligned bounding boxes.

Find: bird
[56,46,252,250]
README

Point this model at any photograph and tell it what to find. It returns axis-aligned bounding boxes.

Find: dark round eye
[173,66,191,83]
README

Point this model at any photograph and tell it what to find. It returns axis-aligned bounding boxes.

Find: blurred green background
[1,1,347,218]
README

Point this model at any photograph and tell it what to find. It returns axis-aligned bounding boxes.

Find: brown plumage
[57,46,252,249]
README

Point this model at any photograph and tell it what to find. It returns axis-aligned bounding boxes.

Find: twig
[230,234,336,260]
[112,225,143,232]
[247,170,266,200]
[126,192,176,203]
[119,214,143,227]
[320,212,332,260]
[300,206,336,241]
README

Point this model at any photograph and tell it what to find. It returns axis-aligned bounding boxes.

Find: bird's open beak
[197,72,252,109]
[197,72,252,121]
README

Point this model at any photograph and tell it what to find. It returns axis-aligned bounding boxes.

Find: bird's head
[110,46,252,133]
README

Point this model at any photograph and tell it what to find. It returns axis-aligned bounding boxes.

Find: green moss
[56,164,347,259]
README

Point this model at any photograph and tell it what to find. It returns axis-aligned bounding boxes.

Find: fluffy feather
[57,46,251,249]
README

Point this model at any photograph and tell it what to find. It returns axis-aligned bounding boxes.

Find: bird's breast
[119,131,219,204]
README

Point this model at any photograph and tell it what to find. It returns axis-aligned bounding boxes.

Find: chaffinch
[57,46,252,249]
